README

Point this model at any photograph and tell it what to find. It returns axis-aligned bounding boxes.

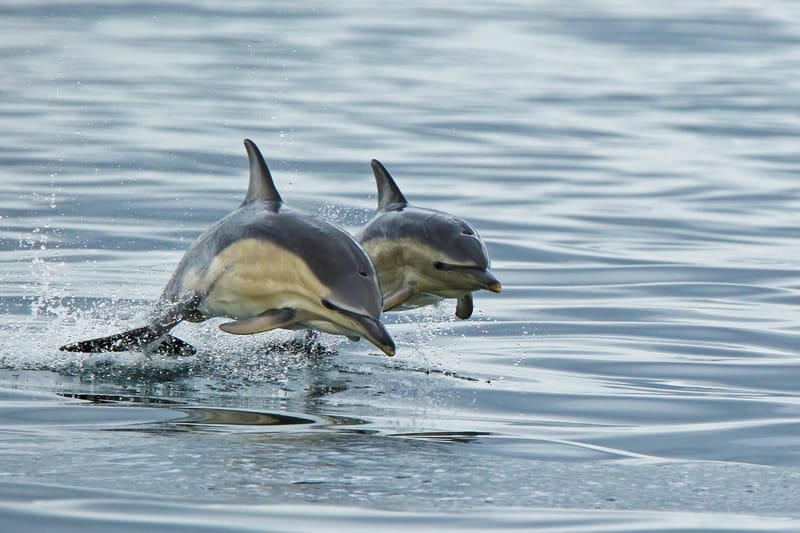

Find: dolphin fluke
[371,159,407,211]
[243,139,283,206]
[150,334,196,356]
[59,326,196,357]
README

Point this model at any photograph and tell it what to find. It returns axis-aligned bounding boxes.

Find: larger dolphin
[357,160,501,319]
[60,139,395,357]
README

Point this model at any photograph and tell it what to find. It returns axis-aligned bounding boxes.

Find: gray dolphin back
[162,203,383,318]
[360,205,489,270]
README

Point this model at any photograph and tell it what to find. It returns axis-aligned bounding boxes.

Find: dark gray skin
[60,139,395,357]
[357,160,501,319]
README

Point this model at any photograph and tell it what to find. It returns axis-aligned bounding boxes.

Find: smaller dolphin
[60,139,395,357]
[357,160,501,319]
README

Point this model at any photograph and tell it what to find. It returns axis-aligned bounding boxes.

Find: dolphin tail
[59,325,196,357]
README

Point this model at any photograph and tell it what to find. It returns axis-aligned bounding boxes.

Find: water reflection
[175,407,320,428]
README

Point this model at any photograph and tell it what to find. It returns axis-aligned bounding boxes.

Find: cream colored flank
[180,238,330,321]
[362,237,476,310]
[176,238,383,345]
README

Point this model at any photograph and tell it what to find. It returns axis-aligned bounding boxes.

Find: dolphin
[60,139,395,357]
[357,160,501,320]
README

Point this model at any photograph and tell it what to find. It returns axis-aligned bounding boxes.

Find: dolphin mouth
[465,268,502,293]
[321,299,395,356]
[433,262,501,293]
[351,315,396,356]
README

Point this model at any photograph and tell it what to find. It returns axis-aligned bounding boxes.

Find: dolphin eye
[321,298,336,310]
[433,261,445,270]
[358,269,368,277]
[462,228,474,236]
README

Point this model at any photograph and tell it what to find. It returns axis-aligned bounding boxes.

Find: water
[2,1,800,530]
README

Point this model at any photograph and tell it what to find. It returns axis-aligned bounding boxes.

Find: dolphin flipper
[455,293,473,319]
[219,308,298,335]
[382,286,416,312]
[59,326,196,357]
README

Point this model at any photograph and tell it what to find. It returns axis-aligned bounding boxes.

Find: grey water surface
[2,1,800,531]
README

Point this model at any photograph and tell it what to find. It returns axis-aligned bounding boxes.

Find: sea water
[1,1,800,531]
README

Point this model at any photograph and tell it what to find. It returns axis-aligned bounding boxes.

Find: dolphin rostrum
[60,139,395,357]
[357,160,501,320]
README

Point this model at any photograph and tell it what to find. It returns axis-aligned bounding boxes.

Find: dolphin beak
[468,269,502,293]
[352,316,396,357]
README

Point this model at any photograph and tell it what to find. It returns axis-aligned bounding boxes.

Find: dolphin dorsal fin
[243,139,282,208]
[371,159,408,211]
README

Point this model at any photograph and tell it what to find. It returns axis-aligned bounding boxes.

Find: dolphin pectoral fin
[219,308,297,335]
[455,293,474,319]
[382,286,416,312]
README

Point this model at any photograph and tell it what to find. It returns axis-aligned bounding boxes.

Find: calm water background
[1,1,800,531]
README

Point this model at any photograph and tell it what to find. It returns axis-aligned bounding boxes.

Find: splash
[0,252,340,390]
[1,236,499,394]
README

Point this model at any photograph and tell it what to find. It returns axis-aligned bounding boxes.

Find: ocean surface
[2,1,800,531]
